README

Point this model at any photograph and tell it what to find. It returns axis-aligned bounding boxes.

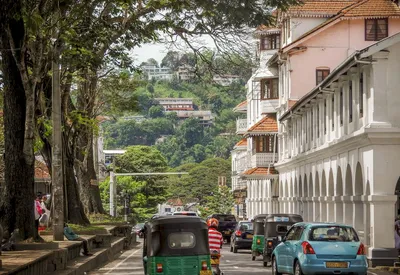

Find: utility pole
[52,26,64,241]
[109,172,115,216]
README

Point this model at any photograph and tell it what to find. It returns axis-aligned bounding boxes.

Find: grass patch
[89,213,125,225]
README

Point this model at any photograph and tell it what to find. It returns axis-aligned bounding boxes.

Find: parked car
[172,211,198,216]
[207,214,237,243]
[272,222,367,275]
[230,221,253,253]
[133,223,145,238]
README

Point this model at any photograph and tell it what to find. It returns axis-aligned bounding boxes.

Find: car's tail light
[235,230,242,237]
[201,261,208,270]
[257,238,261,244]
[268,241,273,247]
[156,263,163,273]
[357,243,365,255]
[301,241,315,254]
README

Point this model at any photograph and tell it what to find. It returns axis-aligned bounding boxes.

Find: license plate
[211,258,220,265]
[326,262,348,268]
[246,234,253,239]
[224,231,231,235]
[200,270,213,275]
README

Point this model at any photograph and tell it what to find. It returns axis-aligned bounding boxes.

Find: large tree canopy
[0,0,298,238]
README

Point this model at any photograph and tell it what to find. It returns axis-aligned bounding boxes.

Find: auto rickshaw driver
[207,218,223,275]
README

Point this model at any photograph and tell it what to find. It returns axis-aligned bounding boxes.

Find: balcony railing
[236,119,247,135]
[261,99,279,114]
[251,152,278,167]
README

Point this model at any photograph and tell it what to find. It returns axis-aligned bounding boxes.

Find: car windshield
[309,226,359,242]
[239,222,253,231]
[216,215,236,222]
[168,232,196,249]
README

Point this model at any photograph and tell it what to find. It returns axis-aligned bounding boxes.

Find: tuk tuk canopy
[143,216,209,257]
[264,214,303,238]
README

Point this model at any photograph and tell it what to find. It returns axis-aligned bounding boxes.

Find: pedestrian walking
[39,194,50,229]
[34,192,44,240]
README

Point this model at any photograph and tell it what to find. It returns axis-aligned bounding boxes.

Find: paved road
[90,241,393,275]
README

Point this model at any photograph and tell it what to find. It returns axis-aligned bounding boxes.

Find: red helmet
[207,218,219,228]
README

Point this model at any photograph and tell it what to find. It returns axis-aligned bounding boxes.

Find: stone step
[48,237,125,275]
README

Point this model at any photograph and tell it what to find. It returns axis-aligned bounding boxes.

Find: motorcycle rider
[207,218,223,275]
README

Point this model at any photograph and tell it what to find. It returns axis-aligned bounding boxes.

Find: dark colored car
[230,221,253,253]
[133,223,145,238]
[207,214,237,243]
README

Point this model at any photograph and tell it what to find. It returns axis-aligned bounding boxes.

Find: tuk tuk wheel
[251,256,256,261]
[230,245,233,252]
[294,261,304,275]
[233,246,238,253]
[263,260,269,267]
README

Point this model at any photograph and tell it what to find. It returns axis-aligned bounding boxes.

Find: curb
[50,237,126,275]
[374,266,400,274]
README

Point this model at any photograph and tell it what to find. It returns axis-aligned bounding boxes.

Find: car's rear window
[239,222,253,231]
[173,212,197,216]
[309,226,359,242]
[168,232,196,249]
[215,215,236,222]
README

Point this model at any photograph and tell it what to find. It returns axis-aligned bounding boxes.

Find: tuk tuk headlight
[256,239,261,244]
[156,263,163,273]
[268,241,273,247]
[201,260,208,270]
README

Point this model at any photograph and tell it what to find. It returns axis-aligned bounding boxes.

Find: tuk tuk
[142,216,213,275]
[262,214,303,267]
[251,214,269,261]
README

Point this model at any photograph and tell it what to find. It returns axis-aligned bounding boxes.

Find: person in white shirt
[39,195,50,227]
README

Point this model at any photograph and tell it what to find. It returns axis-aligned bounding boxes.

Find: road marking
[105,247,141,274]
[368,272,378,275]
[234,266,238,269]
[226,260,231,263]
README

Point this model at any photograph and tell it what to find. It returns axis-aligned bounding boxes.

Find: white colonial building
[230,0,400,266]
[231,25,281,220]
[277,33,400,266]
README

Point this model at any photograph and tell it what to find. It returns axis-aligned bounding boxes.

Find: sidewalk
[0,225,135,275]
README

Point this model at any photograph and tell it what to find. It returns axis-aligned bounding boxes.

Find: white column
[369,195,397,251]
[334,196,344,223]
[369,51,391,127]
[343,196,353,225]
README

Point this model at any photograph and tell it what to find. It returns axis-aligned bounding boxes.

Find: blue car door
[285,226,305,274]
[279,226,298,273]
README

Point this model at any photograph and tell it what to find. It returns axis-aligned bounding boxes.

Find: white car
[172,211,198,216]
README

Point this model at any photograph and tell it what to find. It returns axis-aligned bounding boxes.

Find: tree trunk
[74,72,105,215]
[64,151,90,225]
[0,18,35,240]
[88,132,106,214]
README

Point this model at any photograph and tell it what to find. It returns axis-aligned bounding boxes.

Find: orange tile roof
[287,1,357,17]
[283,0,400,52]
[235,100,247,109]
[235,138,247,147]
[247,115,278,134]
[342,0,400,18]
[242,167,278,176]
[35,161,50,180]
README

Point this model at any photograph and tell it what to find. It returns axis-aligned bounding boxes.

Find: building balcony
[236,119,248,134]
[251,152,278,167]
[261,99,279,114]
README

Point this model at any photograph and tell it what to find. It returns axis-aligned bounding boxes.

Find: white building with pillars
[277,33,400,266]
[231,25,282,220]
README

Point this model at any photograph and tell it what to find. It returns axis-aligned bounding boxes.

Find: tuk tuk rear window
[168,232,196,249]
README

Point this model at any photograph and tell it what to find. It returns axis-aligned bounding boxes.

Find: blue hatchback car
[271,223,368,275]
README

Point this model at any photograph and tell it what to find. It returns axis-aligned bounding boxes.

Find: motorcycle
[210,250,224,275]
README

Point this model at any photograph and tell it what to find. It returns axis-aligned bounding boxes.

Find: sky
[131,43,172,65]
